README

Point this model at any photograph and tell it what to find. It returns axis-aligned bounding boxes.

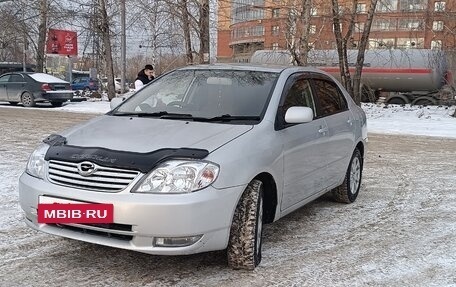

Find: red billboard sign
[46,29,78,56]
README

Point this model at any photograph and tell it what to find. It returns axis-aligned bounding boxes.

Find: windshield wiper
[159,113,194,119]
[112,111,168,117]
[193,114,261,122]
[112,111,195,119]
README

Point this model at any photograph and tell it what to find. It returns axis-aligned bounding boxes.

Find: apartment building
[217,0,456,62]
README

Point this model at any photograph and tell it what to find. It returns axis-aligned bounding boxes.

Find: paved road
[1,107,455,286]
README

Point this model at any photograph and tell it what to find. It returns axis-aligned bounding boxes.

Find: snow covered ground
[362,103,456,139]
[0,102,455,286]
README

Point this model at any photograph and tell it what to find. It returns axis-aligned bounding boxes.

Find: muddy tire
[21,92,35,107]
[332,149,363,203]
[227,179,264,270]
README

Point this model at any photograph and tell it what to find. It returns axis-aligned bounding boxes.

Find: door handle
[318,126,328,134]
[347,119,353,126]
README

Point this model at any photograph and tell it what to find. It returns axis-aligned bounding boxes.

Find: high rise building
[217,0,456,63]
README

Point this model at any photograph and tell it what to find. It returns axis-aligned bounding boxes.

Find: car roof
[176,63,332,75]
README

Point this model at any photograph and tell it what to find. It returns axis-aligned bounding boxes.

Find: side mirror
[110,97,125,110]
[284,106,314,124]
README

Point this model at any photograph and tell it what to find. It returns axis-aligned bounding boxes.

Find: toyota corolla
[19,64,367,270]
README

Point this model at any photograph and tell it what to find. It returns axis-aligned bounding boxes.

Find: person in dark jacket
[134,64,155,90]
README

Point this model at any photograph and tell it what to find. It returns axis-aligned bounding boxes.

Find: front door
[278,73,331,211]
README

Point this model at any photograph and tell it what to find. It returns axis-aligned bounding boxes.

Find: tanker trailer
[250,49,456,105]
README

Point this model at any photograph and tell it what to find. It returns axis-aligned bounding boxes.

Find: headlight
[26,144,49,179]
[133,160,219,194]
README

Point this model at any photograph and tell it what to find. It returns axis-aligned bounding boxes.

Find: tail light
[41,83,52,91]
[89,81,94,86]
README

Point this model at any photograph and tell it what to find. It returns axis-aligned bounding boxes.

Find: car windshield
[112,69,278,123]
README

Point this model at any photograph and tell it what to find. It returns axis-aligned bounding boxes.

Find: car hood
[61,115,253,153]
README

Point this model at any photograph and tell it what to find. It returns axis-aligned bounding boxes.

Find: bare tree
[198,0,210,63]
[331,0,378,105]
[179,0,194,64]
[98,0,115,100]
[0,5,23,62]
[286,0,312,65]
[36,0,48,73]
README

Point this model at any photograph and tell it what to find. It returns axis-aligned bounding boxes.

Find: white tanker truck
[250,49,456,105]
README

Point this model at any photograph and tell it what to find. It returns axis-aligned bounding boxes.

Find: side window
[282,78,316,116]
[0,75,10,83]
[9,74,24,82]
[313,79,347,117]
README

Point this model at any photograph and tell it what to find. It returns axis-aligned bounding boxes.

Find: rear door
[310,74,355,187]
[278,73,331,210]
[7,73,27,101]
[0,74,10,101]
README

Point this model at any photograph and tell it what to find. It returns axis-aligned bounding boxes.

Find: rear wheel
[227,179,264,270]
[332,149,363,203]
[21,92,35,107]
[412,96,436,106]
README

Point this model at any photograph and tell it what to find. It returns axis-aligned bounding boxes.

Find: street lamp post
[22,6,26,72]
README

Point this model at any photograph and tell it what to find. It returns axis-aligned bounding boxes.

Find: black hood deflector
[43,134,209,173]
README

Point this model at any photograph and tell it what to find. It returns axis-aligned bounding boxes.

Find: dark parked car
[70,77,99,92]
[0,72,74,107]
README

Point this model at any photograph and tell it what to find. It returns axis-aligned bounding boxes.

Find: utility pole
[22,4,26,72]
[120,0,126,93]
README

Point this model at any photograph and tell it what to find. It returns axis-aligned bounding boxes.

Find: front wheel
[227,179,264,270]
[332,148,363,203]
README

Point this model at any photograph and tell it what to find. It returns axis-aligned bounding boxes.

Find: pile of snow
[363,103,456,138]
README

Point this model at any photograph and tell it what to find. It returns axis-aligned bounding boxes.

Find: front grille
[48,160,140,192]
[51,223,134,241]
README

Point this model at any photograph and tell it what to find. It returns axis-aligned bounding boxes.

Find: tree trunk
[179,0,193,64]
[353,0,378,105]
[36,0,48,73]
[198,0,210,64]
[287,0,312,66]
[298,0,312,66]
[99,0,115,100]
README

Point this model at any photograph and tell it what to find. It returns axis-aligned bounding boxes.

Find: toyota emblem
[77,161,96,176]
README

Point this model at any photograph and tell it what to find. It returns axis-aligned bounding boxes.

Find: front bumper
[19,173,245,255]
